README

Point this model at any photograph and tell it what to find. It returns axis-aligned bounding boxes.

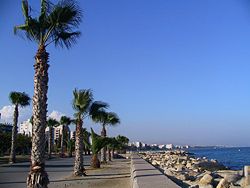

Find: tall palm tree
[72,89,92,176]
[46,118,59,159]
[72,89,108,176]
[9,91,30,163]
[59,116,71,157]
[92,111,120,163]
[15,0,82,187]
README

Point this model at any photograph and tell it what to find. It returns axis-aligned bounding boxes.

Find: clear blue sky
[1,0,250,146]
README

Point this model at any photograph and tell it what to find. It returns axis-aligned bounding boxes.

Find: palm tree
[92,111,120,163]
[83,128,91,155]
[72,89,92,176]
[59,116,71,157]
[66,139,75,157]
[89,128,111,168]
[9,91,30,163]
[72,89,108,176]
[107,137,120,161]
[46,118,59,159]
[116,135,129,154]
[15,0,82,187]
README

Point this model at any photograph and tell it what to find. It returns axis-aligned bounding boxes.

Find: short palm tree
[107,137,120,161]
[46,118,59,159]
[92,111,120,163]
[66,139,75,157]
[83,128,91,155]
[15,0,82,187]
[59,116,72,157]
[89,128,111,168]
[72,89,108,176]
[9,91,30,163]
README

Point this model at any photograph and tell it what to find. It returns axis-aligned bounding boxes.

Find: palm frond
[60,116,72,126]
[15,0,82,47]
[90,128,111,154]
[21,0,29,20]
[54,31,81,49]
[47,118,59,127]
[9,91,31,107]
[72,88,93,118]
[92,110,120,126]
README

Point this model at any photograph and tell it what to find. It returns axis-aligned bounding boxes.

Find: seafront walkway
[0,156,131,188]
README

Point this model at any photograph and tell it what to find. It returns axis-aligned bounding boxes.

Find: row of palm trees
[11,0,125,187]
[7,89,125,185]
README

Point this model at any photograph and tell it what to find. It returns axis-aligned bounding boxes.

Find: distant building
[141,142,147,148]
[19,119,32,136]
[135,141,142,148]
[70,131,75,140]
[0,123,13,133]
[166,144,173,150]
[159,144,165,149]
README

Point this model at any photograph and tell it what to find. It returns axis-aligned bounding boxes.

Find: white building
[159,144,165,149]
[70,131,75,140]
[19,120,71,144]
[166,144,173,150]
[19,119,32,136]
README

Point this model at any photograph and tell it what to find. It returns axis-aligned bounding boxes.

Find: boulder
[216,179,230,188]
[199,174,214,185]
[177,173,189,181]
[224,174,242,184]
[164,168,173,176]
[199,185,214,188]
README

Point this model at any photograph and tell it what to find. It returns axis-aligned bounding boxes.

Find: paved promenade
[0,156,131,188]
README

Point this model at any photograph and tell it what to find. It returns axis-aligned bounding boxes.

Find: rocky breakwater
[141,151,250,188]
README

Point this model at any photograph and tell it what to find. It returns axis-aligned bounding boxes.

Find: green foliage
[15,0,82,49]
[16,134,32,154]
[107,137,120,150]
[82,128,91,149]
[90,128,111,155]
[29,116,33,125]
[72,89,93,119]
[47,118,59,127]
[92,109,120,128]
[116,135,129,152]
[9,91,30,107]
[0,132,11,155]
[60,116,72,126]
[116,135,129,144]
[66,139,75,153]
[0,132,31,155]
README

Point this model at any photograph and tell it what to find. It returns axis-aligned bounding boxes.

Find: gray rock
[199,174,214,185]
[199,185,214,188]
[216,179,230,188]
[224,174,242,183]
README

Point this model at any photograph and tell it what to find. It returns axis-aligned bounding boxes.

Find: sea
[186,147,250,170]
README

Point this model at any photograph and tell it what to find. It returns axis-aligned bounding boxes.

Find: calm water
[187,147,250,170]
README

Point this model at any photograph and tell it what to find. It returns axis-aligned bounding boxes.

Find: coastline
[140,150,249,188]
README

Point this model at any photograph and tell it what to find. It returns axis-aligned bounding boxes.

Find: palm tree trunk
[91,153,100,168]
[27,45,49,188]
[74,119,85,176]
[60,125,64,157]
[100,124,107,163]
[107,148,111,161]
[48,127,52,159]
[9,104,18,163]
[111,149,114,160]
